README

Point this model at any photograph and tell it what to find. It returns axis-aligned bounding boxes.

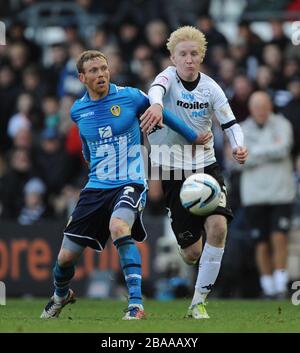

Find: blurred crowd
[0,0,300,230]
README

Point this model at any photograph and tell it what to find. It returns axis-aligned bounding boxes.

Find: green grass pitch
[0,299,299,333]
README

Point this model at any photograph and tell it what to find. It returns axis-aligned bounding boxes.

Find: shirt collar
[82,83,118,102]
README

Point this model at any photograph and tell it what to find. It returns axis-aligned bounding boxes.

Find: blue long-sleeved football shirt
[71,83,197,189]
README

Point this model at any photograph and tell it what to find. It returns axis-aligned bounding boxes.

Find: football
[180,173,222,216]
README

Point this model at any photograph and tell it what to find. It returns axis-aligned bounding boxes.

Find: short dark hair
[76,50,108,73]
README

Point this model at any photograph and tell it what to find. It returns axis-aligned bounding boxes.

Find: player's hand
[232,146,248,164]
[193,132,212,145]
[140,104,164,134]
[192,132,212,156]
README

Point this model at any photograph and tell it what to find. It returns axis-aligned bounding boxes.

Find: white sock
[260,275,275,296]
[191,243,224,306]
[273,269,288,294]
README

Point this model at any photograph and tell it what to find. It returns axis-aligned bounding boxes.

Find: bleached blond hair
[166,26,207,62]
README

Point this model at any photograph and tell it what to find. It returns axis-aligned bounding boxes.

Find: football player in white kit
[140,26,248,319]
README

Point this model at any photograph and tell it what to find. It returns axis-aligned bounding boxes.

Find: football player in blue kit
[40,50,208,320]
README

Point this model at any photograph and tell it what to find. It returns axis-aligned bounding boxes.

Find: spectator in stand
[129,44,153,78]
[262,44,285,90]
[230,74,253,123]
[134,59,158,92]
[89,25,110,51]
[209,45,228,77]
[62,22,82,45]
[216,58,236,99]
[21,65,46,100]
[145,20,170,63]
[116,18,143,63]
[197,15,228,66]
[281,76,300,159]
[7,92,33,140]
[12,128,33,150]
[7,42,30,82]
[0,64,19,153]
[35,128,73,198]
[165,0,211,29]
[268,19,290,51]
[237,20,264,60]
[0,147,35,218]
[255,65,275,97]
[18,177,52,225]
[103,45,134,86]
[58,94,76,135]
[58,40,86,97]
[158,55,173,72]
[44,43,68,95]
[229,39,258,81]
[7,21,41,63]
[41,95,60,129]
[283,58,300,84]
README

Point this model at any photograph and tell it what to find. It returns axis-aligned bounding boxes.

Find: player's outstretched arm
[162,108,210,144]
[147,107,213,147]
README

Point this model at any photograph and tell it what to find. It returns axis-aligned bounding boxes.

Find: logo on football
[180,173,221,216]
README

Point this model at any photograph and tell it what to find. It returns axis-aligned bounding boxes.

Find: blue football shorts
[63,183,148,251]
